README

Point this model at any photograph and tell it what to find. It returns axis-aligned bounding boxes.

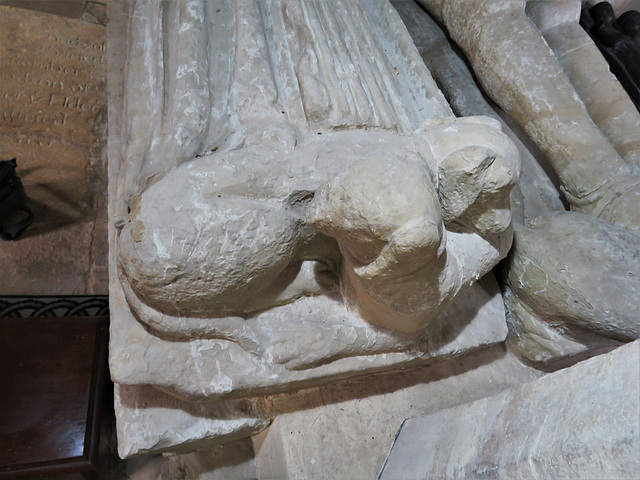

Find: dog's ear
[10,159,17,167]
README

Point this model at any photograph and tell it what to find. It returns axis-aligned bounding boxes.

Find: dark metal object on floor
[581,3,640,112]
[0,159,34,241]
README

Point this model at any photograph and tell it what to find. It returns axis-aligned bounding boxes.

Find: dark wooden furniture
[0,317,109,478]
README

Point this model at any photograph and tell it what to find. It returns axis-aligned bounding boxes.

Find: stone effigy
[417,0,640,235]
[109,0,520,455]
[392,0,565,226]
[406,0,640,363]
[398,0,640,363]
[119,116,518,340]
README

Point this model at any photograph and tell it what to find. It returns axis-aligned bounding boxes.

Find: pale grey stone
[526,0,640,172]
[397,0,640,363]
[253,345,542,480]
[393,0,565,226]
[114,385,268,458]
[502,210,640,363]
[109,0,521,455]
[111,273,509,458]
[380,340,640,480]
[418,0,640,234]
[110,274,509,399]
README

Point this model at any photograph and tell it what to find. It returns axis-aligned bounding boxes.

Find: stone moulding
[110,274,508,400]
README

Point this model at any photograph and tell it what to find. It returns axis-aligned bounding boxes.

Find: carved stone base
[111,274,507,456]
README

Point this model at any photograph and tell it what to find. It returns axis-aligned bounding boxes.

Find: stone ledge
[380,340,640,480]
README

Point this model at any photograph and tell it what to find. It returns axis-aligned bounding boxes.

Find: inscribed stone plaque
[0,6,107,294]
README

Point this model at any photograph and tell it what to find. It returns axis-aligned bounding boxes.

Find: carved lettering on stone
[0,6,107,294]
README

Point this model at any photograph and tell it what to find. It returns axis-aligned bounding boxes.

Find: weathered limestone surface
[398,0,640,364]
[111,273,508,400]
[526,0,640,171]
[111,275,509,456]
[124,439,257,480]
[0,6,107,294]
[418,0,640,235]
[380,340,640,480]
[109,0,521,453]
[502,211,639,363]
[114,385,269,458]
[253,345,542,480]
[393,0,565,225]
[115,346,542,478]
